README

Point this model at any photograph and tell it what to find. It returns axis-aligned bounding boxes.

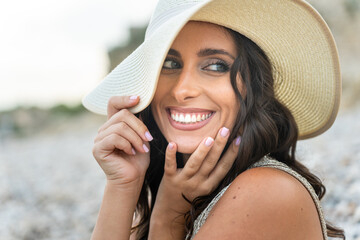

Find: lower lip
[167,111,215,131]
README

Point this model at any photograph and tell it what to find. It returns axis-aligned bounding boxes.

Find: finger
[99,108,153,143]
[182,137,214,178]
[107,95,139,119]
[95,122,149,153]
[207,136,241,185]
[93,133,134,160]
[198,127,230,176]
[164,142,177,176]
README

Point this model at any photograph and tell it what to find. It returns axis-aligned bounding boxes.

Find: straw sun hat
[82,0,341,139]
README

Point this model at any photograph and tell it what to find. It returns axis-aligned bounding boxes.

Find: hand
[149,127,241,239]
[92,96,153,188]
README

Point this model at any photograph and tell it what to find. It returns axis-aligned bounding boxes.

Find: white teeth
[185,114,191,123]
[170,111,213,124]
[191,114,197,123]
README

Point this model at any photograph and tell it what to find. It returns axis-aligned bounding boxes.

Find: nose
[171,68,201,103]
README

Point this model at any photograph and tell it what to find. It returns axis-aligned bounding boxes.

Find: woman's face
[151,21,242,154]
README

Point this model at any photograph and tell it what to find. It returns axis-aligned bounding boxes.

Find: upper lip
[166,107,214,113]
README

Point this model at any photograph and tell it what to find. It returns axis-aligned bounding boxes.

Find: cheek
[212,83,240,128]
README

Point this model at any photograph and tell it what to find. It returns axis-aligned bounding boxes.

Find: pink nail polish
[168,142,174,150]
[132,148,136,155]
[205,137,214,147]
[220,127,229,137]
[235,136,242,146]
[145,131,153,141]
[130,95,138,100]
[143,144,149,153]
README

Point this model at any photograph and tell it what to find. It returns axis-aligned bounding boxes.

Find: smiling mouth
[170,112,213,124]
[166,108,215,130]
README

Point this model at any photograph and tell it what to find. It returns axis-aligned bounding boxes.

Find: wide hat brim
[82,0,341,140]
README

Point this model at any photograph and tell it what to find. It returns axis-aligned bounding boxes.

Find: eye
[203,59,230,73]
[162,58,182,69]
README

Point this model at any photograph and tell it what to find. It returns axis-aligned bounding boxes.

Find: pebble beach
[1,0,358,238]
[0,104,359,240]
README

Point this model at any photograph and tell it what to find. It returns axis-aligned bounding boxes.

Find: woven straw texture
[82,0,341,139]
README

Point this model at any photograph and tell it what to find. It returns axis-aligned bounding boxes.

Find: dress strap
[189,184,231,239]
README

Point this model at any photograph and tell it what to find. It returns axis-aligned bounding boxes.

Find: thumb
[164,142,177,176]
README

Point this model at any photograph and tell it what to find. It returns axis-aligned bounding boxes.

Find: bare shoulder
[193,167,324,240]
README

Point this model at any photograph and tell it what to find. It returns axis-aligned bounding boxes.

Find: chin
[176,144,198,154]
[166,134,204,154]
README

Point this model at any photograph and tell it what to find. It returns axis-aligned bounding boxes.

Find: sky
[0,0,159,111]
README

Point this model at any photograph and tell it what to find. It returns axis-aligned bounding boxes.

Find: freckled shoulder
[192,167,324,240]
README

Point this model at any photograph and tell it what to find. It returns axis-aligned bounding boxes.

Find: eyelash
[162,58,230,73]
[162,57,182,70]
[203,59,230,73]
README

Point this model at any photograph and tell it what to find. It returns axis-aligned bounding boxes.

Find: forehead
[170,21,237,55]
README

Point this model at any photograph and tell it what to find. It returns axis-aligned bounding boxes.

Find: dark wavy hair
[132,27,345,239]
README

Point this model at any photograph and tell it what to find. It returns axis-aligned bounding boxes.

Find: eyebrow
[198,48,235,60]
[167,48,235,60]
[167,48,181,57]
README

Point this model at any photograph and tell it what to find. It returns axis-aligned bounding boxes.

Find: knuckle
[107,133,118,143]
[164,164,175,175]
[221,158,235,171]
[108,96,119,107]
[199,185,210,195]
[187,161,198,170]
[112,109,126,121]
[214,138,226,149]
[205,156,217,166]
[197,147,208,157]
[97,122,108,133]
[92,145,100,160]
[139,123,148,132]
[117,121,127,131]
[203,182,215,194]
[118,108,130,117]
[123,142,132,153]
[136,136,144,146]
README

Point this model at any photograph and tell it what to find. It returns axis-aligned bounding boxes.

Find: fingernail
[220,127,229,138]
[235,136,242,146]
[168,142,174,150]
[130,95,138,101]
[143,144,149,153]
[132,148,136,155]
[145,131,153,141]
[205,137,214,147]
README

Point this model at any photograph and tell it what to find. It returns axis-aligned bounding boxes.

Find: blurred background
[0,0,359,239]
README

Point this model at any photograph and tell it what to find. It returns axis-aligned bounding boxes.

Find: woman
[83,0,344,239]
